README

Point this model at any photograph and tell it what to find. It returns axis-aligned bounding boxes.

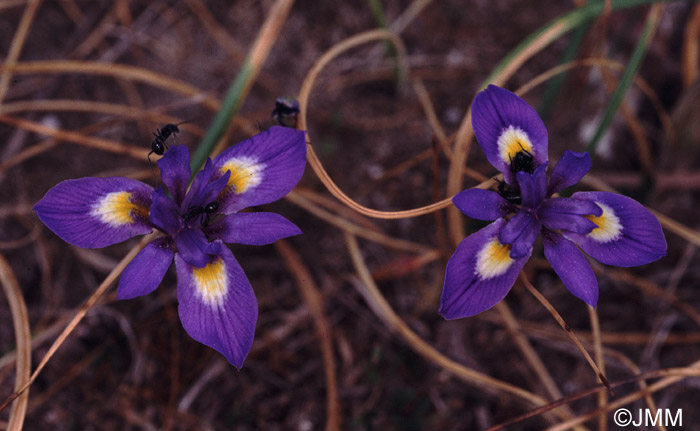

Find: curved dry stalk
[343,232,573,415]
[0,253,31,431]
[520,274,612,395]
[276,240,340,431]
[0,234,154,411]
[298,29,457,219]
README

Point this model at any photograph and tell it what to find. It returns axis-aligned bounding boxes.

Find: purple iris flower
[34,126,307,367]
[440,85,666,319]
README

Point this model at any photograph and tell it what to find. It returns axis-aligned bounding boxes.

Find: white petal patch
[497,125,533,165]
[219,156,265,195]
[475,238,514,279]
[191,257,229,307]
[585,202,623,243]
[91,191,146,226]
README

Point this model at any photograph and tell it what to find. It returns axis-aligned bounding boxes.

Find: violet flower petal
[117,237,174,300]
[452,188,515,221]
[212,126,307,213]
[498,210,541,259]
[516,163,548,209]
[548,150,592,196]
[563,192,667,267]
[471,85,548,184]
[174,228,223,268]
[157,145,190,206]
[33,177,152,248]
[175,246,258,368]
[542,230,598,307]
[204,212,301,245]
[440,219,531,319]
[149,186,183,235]
[539,197,601,234]
[181,158,216,212]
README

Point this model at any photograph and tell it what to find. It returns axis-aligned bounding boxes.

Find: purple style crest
[34,126,307,367]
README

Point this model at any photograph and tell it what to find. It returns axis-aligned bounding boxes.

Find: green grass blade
[586,4,663,153]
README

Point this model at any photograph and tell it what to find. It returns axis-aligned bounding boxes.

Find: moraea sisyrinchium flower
[34,126,307,367]
[439,85,666,319]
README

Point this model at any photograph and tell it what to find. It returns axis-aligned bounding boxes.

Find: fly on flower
[439,85,666,319]
[34,126,307,368]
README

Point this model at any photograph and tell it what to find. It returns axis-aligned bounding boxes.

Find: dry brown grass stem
[516,57,675,145]
[411,77,449,153]
[682,3,700,89]
[2,61,221,110]
[485,366,700,431]
[588,306,608,431]
[343,232,572,415]
[0,234,155,411]
[0,253,31,431]
[520,274,613,395]
[276,240,340,431]
[0,0,41,104]
[0,113,147,160]
[495,301,581,427]
[285,190,434,253]
[544,363,700,431]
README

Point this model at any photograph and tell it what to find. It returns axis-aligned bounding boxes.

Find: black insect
[509,146,534,174]
[497,180,523,205]
[271,96,300,128]
[148,123,180,163]
[497,146,535,205]
[183,201,219,226]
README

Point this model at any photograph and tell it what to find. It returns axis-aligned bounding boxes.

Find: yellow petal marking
[220,156,265,195]
[192,258,229,307]
[91,191,147,226]
[497,125,533,166]
[475,238,514,279]
[585,202,622,242]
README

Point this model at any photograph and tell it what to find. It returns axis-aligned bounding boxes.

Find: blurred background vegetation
[1,0,699,430]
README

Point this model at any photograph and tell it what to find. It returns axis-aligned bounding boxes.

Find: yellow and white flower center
[192,258,229,307]
[497,126,533,166]
[475,238,514,279]
[585,202,622,242]
[219,156,265,195]
[91,191,146,226]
